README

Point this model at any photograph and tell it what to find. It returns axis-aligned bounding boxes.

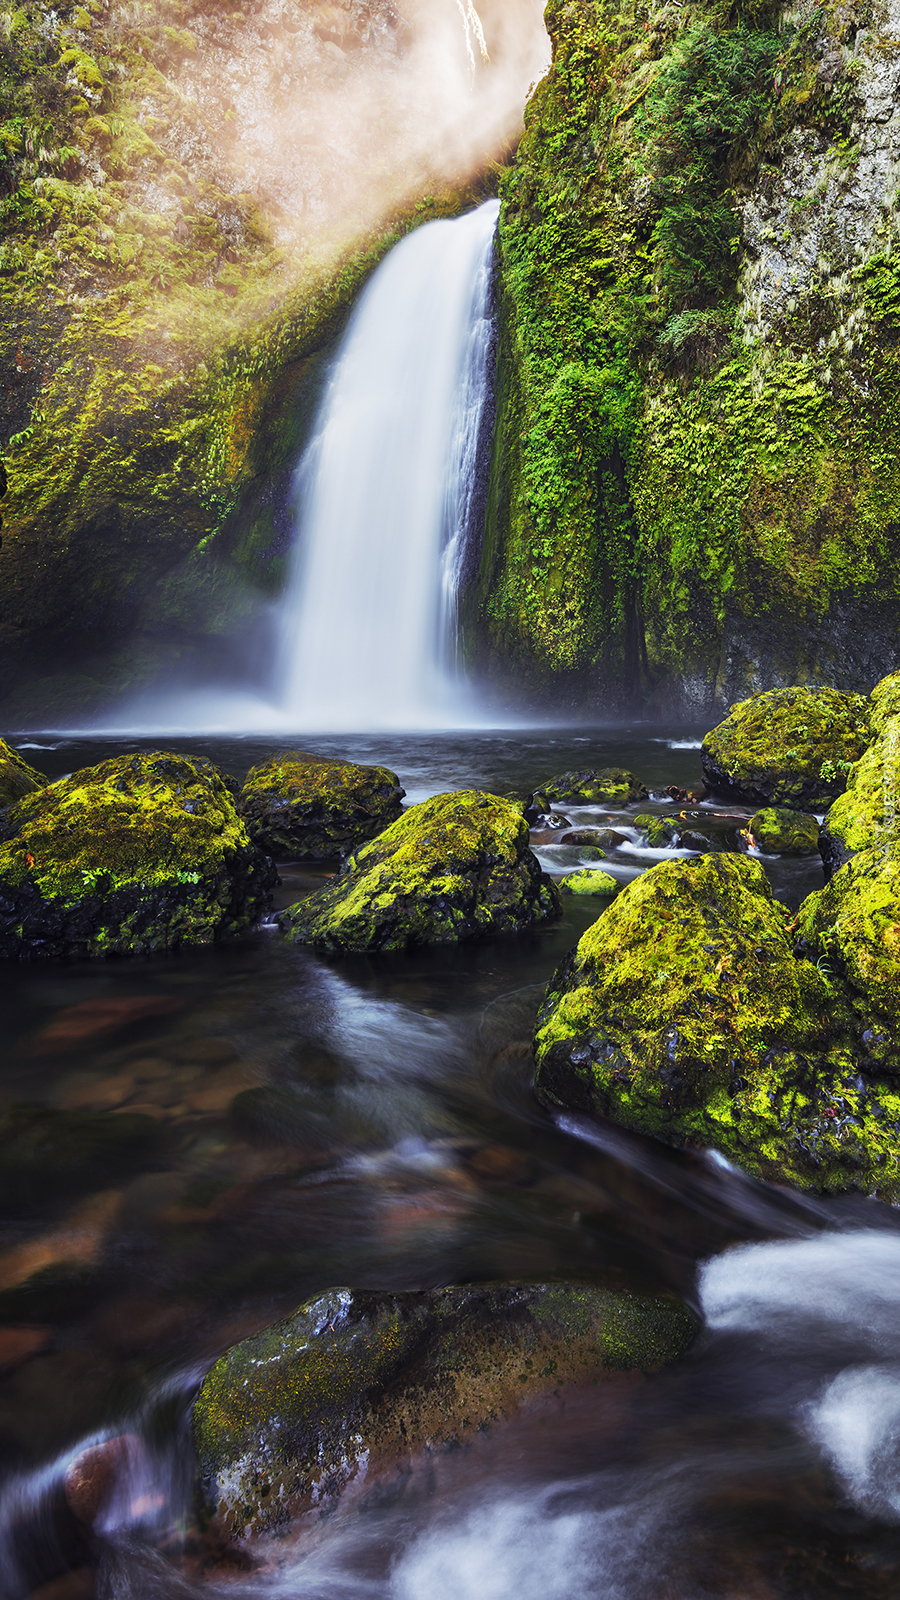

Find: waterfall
[277,198,499,731]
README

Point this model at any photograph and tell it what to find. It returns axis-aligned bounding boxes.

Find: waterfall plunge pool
[1,726,899,1600]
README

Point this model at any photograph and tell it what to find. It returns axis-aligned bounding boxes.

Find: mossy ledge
[280,789,560,954]
[0,749,277,957]
[193,1282,700,1542]
[0,735,45,808]
[533,852,900,1198]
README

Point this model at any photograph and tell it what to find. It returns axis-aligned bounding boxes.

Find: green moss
[281,790,559,954]
[746,806,820,856]
[530,768,649,807]
[239,750,404,861]
[559,868,619,896]
[0,735,45,807]
[820,714,900,861]
[194,1282,699,1540]
[701,685,871,806]
[466,0,900,712]
[634,813,679,847]
[870,671,900,735]
[532,852,900,1194]
[795,843,900,1072]
[0,749,276,956]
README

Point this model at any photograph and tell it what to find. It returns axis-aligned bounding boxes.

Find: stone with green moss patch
[528,768,648,809]
[0,739,46,810]
[701,687,870,808]
[634,813,679,848]
[533,853,900,1195]
[819,714,900,875]
[795,844,900,1074]
[239,750,404,860]
[0,750,277,958]
[280,790,559,954]
[559,869,619,896]
[746,807,820,857]
[193,1281,699,1542]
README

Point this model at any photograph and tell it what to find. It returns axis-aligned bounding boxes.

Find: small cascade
[277,198,499,731]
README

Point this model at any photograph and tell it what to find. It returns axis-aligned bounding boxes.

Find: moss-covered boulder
[280,790,559,954]
[193,1282,699,1541]
[532,853,900,1195]
[871,672,900,736]
[559,868,619,896]
[0,739,46,810]
[746,807,820,857]
[819,714,900,876]
[239,751,405,860]
[795,845,900,1075]
[701,687,870,809]
[528,768,648,810]
[634,813,679,848]
[0,750,277,958]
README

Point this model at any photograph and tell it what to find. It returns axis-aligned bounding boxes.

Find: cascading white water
[277,198,499,731]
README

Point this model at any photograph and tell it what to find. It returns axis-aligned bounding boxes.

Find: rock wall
[467,0,900,718]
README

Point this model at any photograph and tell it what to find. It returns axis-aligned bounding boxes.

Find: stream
[2,728,900,1599]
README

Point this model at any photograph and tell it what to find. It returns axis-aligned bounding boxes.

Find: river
[2,727,899,1599]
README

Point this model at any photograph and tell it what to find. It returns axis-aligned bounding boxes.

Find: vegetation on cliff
[469,0,900,712]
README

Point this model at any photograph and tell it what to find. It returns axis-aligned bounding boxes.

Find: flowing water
[276,199,500,732]
[3,729,900,1600]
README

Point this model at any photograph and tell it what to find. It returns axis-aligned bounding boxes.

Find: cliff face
[0,0,541,724]
[469,0,900,718]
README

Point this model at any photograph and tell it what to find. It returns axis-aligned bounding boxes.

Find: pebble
[0,1190,122,1291]
[34,995,182,1055]
[60,1073,136,1111]
[64,1432,144,1527]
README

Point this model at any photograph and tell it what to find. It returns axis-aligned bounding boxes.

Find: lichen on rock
[280,789,559,954]
[795,843,900,1075]
[701,686,870,808]
[239,750,404,860]
[193,1281,700,1542]
[0,738,45,809]
[746,806,820,857]
[532,852,900,1195]
[0,749,277,958]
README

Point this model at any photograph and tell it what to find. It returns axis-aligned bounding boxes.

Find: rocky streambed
[1,698,900,1597]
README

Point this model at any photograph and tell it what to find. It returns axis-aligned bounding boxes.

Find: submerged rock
[701,687,870,809]
[280,790,559,954]
[239,751,405,860]
[559,869,619,897]
[795,844,900,1075]
[532,853,900,1195]
[0,1103,164,1212]
[819,713,900,876]
[0,739,46,810]
[528,768,648,810]
[0,751,277,958]
[746,807,820,857]
[193,1282,699,1541]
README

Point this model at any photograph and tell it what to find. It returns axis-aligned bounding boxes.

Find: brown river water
[1,729,899,1600]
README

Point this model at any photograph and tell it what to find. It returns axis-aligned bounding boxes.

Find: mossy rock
[819,715,900,876]
[634,813,679,848]
[238,751,405,861]
[528,768,648,809]
[870,672,900,736]
[193,1282,699,1541]
[0,1102,165,1211]
[533,853,900,1195]
[280,790,560,955]
[558,829,609,851]
[747,807,820,857]
[559,869,619,897]
[701,687,871,809]
[0,750,277,958]
[795,844,900,1074]
[0,739,46,810]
